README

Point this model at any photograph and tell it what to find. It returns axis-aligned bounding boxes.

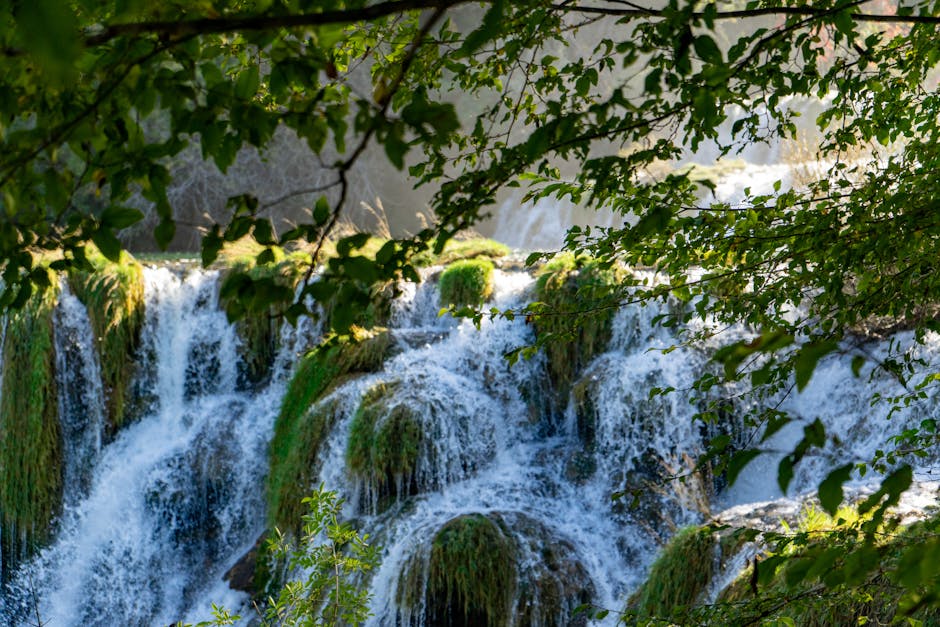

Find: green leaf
[92,228,122,262]
[833,10,855,38]
[818,463,853,516]
[15,0,79,80]
[314,197,331,226]
[253,218,276,245]
[155,219,176,251]
[778,455,794,494]
[761,413,791,443]
[794,339,839,391]
[727,449,761,486]
[235,66,261,100]
[201,228,224,267]
[100,206,144,230]
[460,0,504,55]
[851,355,865,377]
[693,35,722,64]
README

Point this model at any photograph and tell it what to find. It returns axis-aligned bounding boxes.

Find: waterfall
[0,252,938,626]
[0,267,314,626]
[54,282,107,505]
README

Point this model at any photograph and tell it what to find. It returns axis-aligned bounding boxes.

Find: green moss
[0,280,61,577]
[346,382,422,507]
[439,259,495,308]
[414,238,510,266]
[533,253,624,398]
[68,248,145,435]
[630,525,718,619]
[266,327,391,533]
[400,514,517,627]
[219,248,311,387]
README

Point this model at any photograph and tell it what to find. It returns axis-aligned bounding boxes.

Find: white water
[0,251,938,625]
[1,267,312,626]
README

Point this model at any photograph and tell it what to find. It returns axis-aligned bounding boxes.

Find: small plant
[187,486,379,627]
[265,486,380,627]
[438,258,495,308]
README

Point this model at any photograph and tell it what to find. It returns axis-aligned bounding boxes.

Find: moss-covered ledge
[532,253,625,400]
[0,279,61,580]
[68,248,145,436]
[628,525,719,621]
[266,327,391,533]
[346,382,423,511]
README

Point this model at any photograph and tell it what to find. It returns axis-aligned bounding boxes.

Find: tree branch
[83,0,470,47]
[550,1,940,25]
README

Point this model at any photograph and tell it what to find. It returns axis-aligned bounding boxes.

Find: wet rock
[224,533,267,596]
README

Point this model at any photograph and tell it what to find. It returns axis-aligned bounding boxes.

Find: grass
[399,513,517,627]
[438,258,495,308]
[0,279,61,575]
[68,248,145,434]
[346,382,422,509]
[266,327,391,533]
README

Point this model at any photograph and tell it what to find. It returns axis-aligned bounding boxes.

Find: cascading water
[0,247,938,625]
[54,283,107,505]
[0,267,310,626]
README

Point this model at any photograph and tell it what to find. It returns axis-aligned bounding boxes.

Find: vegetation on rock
[68,247,145,434]
[8,0,940,621]
[532,254,624,399]
[414,238,510,267]
[346,382,423,510]
[0,279,60,578]
[438,258,495,309]
[399,513,517,627]
[628,525,718,621]
[267,327,391,533]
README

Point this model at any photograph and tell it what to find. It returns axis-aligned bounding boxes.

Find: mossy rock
[217,247,311,388]
[398,512,594,627]
[68,248,145,435]
[0,280,61,579]
[267,327,391,533]
[629,525,718,620]
[438,258,495,308]
[506,513,595,627]
[533,253,625,400]
[347,382,423,510]
[400,513,517,627]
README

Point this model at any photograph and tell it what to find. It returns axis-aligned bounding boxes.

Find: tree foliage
[8,0,940,621]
